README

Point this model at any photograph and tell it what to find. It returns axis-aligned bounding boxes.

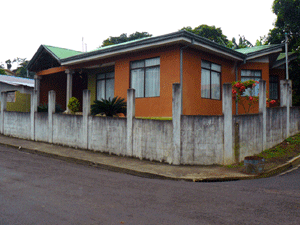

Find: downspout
[180,39,194,114]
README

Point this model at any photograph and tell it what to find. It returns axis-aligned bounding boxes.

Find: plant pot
[244,156,265,174]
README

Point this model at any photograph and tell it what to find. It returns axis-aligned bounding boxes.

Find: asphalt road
[0,145,299,225]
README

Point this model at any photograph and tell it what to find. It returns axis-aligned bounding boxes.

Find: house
[0,74,34,112]
[27,30,296,117]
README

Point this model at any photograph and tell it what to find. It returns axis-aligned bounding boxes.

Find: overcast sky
[1,0,277,70]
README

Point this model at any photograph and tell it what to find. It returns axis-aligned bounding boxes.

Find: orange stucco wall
[182,48,236,115]
[113,45,181,117]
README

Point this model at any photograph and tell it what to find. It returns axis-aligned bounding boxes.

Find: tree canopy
[266,0,300,105]
[181,25,254,49]
[181,25,230,46]
[100,32,152,47]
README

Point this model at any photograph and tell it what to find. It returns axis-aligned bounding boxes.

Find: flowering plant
[232,80,276,113]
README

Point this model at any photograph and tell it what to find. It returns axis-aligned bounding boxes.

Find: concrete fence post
[222,83,234,165]
[48,90,56,144]
[30,90,38,141]
[0,92,7,134]
[127,89,135,157]
[280,80,290,138]
[259,80,267,151]
[83,89,91,149]
[172,83,181,165]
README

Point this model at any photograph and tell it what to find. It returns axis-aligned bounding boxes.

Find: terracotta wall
[114,45,181,117]
[182,48,236,115]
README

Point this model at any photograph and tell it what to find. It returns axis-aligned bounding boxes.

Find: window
[241,70,262,96]
[96,72,114,100]
[130,57,160,98]
[201,60,221,100]
[7,91,16,103]
[269,75,279,99]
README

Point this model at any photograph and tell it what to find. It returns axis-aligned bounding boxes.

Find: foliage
[181,25,230,46]
[0,68,6,75]
[5,59,12,70]
[266,0,300,106]
[15,59,35,78]
[230,35,253,49]
[100,32,152,47]
[91,97,127,117]
[67,97,80,114]
[232,80,276,113]
[37,103,64,113]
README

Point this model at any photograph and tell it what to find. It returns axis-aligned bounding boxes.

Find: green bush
[68,97,80,114]
[91,97,126,117]
[37,103,64,113]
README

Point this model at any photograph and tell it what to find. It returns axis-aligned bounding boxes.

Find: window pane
[211,72,220,99]
[145,58,160,67]
[145,67,160,97]
[106,78,114,100]
[106,72,114,79]
[254,71,261,77]
[270,83,278,99]
[201,69,210,98]
[201,60,210,69]
[97,80,105,100]
[241,70,251,77]
[241,78,260,96]
[97,74,105,79]
[211,63,221,72]
[131,60,144,69]
[131,69,144,97]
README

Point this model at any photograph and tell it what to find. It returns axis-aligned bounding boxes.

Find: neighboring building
[0,74,34,112]
[27,30,297,117]
[3,69,16,76]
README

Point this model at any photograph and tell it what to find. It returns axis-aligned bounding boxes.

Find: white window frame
[201,60,221,100]
[130,57,160,98]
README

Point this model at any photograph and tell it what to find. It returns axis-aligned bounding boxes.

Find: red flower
[255,81,259,84]
[249,96,253,101]
[270,100,276,104]
[232,89,237,94]
[234,82,241,88]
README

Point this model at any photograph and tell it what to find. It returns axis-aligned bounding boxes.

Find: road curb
[1,140,299,182]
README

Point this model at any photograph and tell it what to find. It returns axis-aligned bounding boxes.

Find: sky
[1,0,277,70]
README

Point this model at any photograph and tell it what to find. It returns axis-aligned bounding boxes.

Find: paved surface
[0,134,299,181]
[0,144,299,225]
[0,135,253,181]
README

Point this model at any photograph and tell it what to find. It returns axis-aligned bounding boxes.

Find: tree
[181,25,230,46]
[91,97,127,117]
[0,68,6,75]
[230,35,254,49]
[5,59,12,70]
[14,59,35,78]
[266,0,300,105]
[100,32,152,47]
[268,0,300,51]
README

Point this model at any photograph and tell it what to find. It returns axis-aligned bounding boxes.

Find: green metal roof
[44,45,82,60]
[234,45,279,54]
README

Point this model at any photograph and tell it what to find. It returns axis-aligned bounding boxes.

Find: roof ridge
[44,45,83,53]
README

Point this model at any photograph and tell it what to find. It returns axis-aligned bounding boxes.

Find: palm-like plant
[91,97,127,117]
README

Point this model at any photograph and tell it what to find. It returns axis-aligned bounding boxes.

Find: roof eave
[245,44,284,61]
[61,30,244,66]
[272,53,298,69]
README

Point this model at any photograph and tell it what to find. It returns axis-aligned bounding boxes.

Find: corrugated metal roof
[0,74,34,88]
[44,45,82,60]
[234,45,280,54]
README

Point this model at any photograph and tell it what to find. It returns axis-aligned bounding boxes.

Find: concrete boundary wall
[0,80,299,165]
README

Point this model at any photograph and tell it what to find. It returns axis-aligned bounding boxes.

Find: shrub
[91,97,127,117]
[68,97,80,114]
[37,103,64,113]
